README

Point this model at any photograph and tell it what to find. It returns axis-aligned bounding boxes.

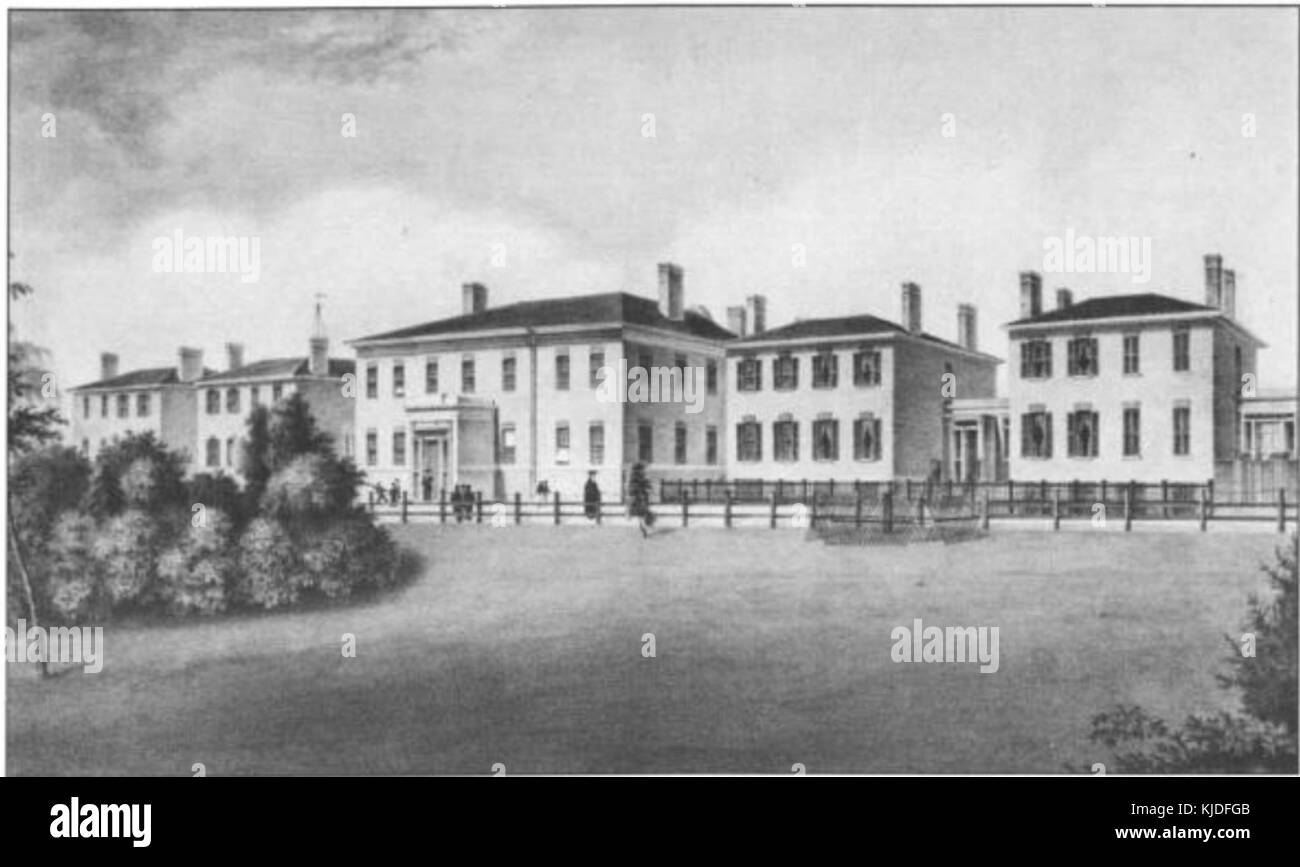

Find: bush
[260,453,363,522]
[42,512,107,623]
[236,518,310,610]
[186,473,249,529]
[155,509,237,616]
[299,515,401,599]
[91,509,163,610]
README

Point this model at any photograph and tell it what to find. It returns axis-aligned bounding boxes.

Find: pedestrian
[422,470,433,502]
[389,479,400,506]
[583,471,601,521]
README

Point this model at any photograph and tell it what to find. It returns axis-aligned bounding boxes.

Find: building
[725,282,1001,483]
[1002,255,1267,484]
[69,349,210,463]
[347,264,732,502]
[193,304,355,478]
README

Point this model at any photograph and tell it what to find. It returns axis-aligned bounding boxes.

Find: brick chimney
[1204,253,1223,308]
[1221,269,1236,319]
[309,296,329,376]
[900,282,922,333]
[1056,288,1073,310]
[100,353,119,381]
[957,304,977,351]
[657,263,684,320]
[726,305,748,338]
[226,342,245,371]
[178,347,203,383]
[1019,271,1043,319]
[461,282,488,316]
[745,294,767,335]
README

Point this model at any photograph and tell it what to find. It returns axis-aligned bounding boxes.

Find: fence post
[1008,480,1015,516]
[916,496,926,528]
[1207,479,1215,517]
[1100,480,1107,505]
[475,491,483,524]
[554,491,561,526]
[855,490,863,528]
[947,478,954,500]
[883,490,894,534]
[1052,489,1061,531]
[1279,488,1287,533]
[725,491,733,529]
[439,490,446,524]
[1161,479,1169,519]
[514,492,522,525]
[659,479,665,502]
[682,491,690,528]
[706,479,712,502]
[401,491,408,524]
[809,496,817,529]
[906,478,913,501]
[769,494,778,530]
[776,479,782,502]
[368,490,375,513]
[1124,485,1132,532]
[981,491,990,530]
[829,479,835,499]
[802,479,809,502]
[1199,487,1208,532]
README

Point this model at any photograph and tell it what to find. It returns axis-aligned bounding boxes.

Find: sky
[9,7,1298,399]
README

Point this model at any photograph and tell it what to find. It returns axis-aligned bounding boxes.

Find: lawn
[6,525,1287,775]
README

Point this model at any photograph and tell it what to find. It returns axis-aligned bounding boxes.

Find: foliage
[186,472,248,527]
[42,513,107,623]
[267,391,334,471]
[9,446,92,546]
[81,462,126,520]
[235,518,311,610]
[91,509,164,610]
[94,433,188,515]
[627,462,654,523]
[239,404,273,508]
[156,509,237,616]
[260,453,365,523]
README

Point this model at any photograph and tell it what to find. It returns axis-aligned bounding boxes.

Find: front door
[419,436,447,501]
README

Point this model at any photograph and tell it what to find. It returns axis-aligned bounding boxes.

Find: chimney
[100,353,119,381]
[657,263,684,320]
[309,296,329,376]
[900,282,922,334]
[461,282,488,316]
[1204,253,1223,308]
[745,294,767,335]
[957,304,977,351]
[1019,271,1043,318]
[178,347,203,383]
[1055,288,1073,310]
[226,342,245,371]
[726,305,748,338]
[1221,269,1236,319]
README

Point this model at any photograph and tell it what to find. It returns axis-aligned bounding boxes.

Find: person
[583,472,601,521]
[421,470,433,502]
[389,479,401,506]
[373,482,387,505]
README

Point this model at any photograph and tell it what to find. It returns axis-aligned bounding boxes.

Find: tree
[267,392,333,472]
[239,404,272,507]
[82,463,126,520]
[93,432,188,515]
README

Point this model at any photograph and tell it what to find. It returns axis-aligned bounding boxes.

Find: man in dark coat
[583,472,601,521]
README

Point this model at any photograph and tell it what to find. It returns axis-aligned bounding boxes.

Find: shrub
[91,509,162,610]
[236,518,310,610]
[42,512,107,623]
[261,453,363,522]
[155,509,236,616]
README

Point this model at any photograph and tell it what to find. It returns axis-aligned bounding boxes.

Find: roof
[730,313,990,357]
[72,366,216,391]
[352,292,735,343]
[198,357,354,384]
[1008,293,1215,326]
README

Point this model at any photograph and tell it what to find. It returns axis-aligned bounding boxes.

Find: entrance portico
[404,395,499,501]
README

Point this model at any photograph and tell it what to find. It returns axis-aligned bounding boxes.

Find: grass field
[6,526,1288,775]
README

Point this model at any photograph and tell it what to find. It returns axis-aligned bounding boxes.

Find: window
[1173,331,1190,371]
[810,352,838,389]
[736,421,761,462]
[226,437,235,467]
[706,360,718,395]
[205,437,220,467]
[589,350,605,389]
[738,358,761,391]
[1123,407,1141,456]
[556,352,570,391]
[637,423,653,463]
[425,360,439,393]
[392,363,405,397]
[205,389,220,414]
[365,431,378,466]
[1173,407,1190,455]
[499,425,517,465]
[226,387,240,414]
[250,386,260,406]
[853,350,881,387]
[116,394,129,418]
[674,423,687,464]
[100,394,108,418]
[812,418,839,461]
[1020,412,1053,458]
[272,384,283,402]
[774,419,799,462]
[589,423,604,465]
[1122,335,1140,374]
[393,431,406,466]
[136,393,150,417]
[501,356,515,392]
[1020,340,1052,378]
[82,396,90,418]
[365,364,378,399]
[774,355,799,390]
[1067,338,1098,376]
[461,356,475,393]
[555,423,571,463]
[706,426,718,465]
[854,416,882,461]
[1066,410,1099,457]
